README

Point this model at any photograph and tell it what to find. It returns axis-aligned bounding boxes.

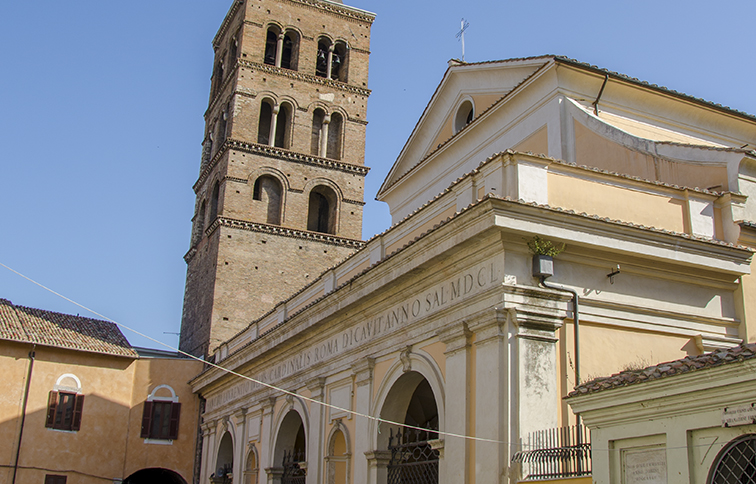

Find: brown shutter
[45,391,59,428]
[168,402,181,440]
[71,394,84,431]
[140,401,153,438]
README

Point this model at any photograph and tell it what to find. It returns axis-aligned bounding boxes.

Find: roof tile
[0,299,137,358]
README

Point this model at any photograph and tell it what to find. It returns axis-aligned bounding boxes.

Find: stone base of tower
[179,218,363,357]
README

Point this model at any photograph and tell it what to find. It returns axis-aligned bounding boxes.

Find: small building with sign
[567,343,756,484]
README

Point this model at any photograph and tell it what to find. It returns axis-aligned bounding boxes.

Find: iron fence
[387,428,439,484]
[512,424,591,480]
[282,449,306,484]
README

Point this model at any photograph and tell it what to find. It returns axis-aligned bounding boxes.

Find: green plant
[527,236,565,257]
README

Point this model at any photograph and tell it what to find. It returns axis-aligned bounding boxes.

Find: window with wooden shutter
[46,391,83,431]
[45,391,58,428]
[71,394,84,431]
[168,402,181,440]
[142,400,181,440]
[140,401,154,438]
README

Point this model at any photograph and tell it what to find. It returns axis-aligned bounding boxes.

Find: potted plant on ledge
[528,236,565,278]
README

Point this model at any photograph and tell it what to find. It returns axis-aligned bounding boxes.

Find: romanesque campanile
[179,0,374,357]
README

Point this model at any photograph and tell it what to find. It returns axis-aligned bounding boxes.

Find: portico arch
[372,351,445,451]
[215,431,234,480]
[123,468,187,484]
[271,403,308,484]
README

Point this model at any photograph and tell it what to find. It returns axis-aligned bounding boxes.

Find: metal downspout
[539,277,581,426]
[12,345,35,484]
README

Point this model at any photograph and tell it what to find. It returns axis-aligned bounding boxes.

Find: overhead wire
[0,261,747,455]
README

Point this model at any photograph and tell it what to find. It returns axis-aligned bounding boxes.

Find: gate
[281,450,306,484]
[387,428,439,484]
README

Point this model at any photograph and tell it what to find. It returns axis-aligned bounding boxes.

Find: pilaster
[200,423,216,484]
[260,397,277,480]
[437,322,472,484]
[364,450,391,484]
[233,408,248,484]
[306,378,327,484]
[351,357,375,483]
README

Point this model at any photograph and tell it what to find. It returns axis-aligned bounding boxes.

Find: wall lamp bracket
[607,265,621,284]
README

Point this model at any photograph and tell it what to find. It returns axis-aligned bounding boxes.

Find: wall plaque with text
[722,403,756,427]
[623,448,666,484]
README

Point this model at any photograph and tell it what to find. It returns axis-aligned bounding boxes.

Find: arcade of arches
[203,369,445,484]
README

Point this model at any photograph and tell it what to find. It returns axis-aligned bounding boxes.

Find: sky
[1,0,754,349]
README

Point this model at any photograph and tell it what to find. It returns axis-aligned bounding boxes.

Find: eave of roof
[567,343,756,399]
[0,299,137,358]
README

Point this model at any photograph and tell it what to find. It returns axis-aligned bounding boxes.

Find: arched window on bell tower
[316,37,331,78]
[209,181,220,222]
[258,99,274,145]
[264,27,279,66]
[331,41,348,82]
[281,31,299,71]
[253,175,283,225]
[274,102,292,149]
[307,185,338,234]
[326,112,343,160]
[311,108,326,156]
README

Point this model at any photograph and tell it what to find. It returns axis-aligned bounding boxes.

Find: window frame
[45,390,84,432]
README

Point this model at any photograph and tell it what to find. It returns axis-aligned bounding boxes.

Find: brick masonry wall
[179,0,373,356]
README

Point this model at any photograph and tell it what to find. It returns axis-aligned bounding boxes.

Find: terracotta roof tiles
[0,298,137,358]
[568,343,756,398]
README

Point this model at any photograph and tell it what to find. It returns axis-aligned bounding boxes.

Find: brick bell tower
[179,0,374,357]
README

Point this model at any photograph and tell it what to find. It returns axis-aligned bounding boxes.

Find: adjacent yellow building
[0,298,202,484]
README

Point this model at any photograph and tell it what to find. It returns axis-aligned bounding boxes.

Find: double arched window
[264,26,300,71]
[258,99,292,149]
[307,185,338,234]
[310,109,343,160]
[316,37,348,82]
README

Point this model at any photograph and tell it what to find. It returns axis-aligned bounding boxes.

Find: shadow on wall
[1,392,188,483]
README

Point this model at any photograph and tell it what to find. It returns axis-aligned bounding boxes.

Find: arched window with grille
[708,434,756,483]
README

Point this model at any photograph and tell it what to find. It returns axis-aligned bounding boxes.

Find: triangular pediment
[378,57,552,197]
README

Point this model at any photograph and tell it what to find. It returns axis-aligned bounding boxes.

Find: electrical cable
[1,261,750,454]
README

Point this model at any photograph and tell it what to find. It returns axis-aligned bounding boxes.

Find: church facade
[179,1,756,484]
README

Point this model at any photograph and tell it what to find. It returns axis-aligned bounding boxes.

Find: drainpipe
[539,276,581,426]
[12,345,36,484]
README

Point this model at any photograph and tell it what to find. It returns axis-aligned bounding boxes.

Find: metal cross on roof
[456,18,470,62]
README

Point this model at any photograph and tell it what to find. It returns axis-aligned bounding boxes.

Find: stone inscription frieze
[206,260,501,411]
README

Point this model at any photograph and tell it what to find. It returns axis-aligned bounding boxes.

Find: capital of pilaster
[428,439,445,460]
[351,357,375,387]
[467,308,508,345]
[261,396,277,414]
[233,407,248,423]
[365,450,391,467]
[307,377,327,399]
[265,467,284,478]
[437,322,472,356]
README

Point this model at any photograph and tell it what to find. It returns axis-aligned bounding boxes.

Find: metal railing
[387,428,440,484]
[512,425,591,480]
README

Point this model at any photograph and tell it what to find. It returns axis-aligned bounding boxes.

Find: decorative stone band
[206,216,366,248]
[282,0,376,23]
[242,60,372,97]
[212,0,243,47]
[194,138,369,192]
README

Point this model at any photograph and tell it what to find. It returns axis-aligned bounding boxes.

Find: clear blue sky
[1,0,754,349]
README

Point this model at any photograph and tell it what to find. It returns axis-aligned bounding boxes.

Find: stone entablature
[194,139,369,193]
